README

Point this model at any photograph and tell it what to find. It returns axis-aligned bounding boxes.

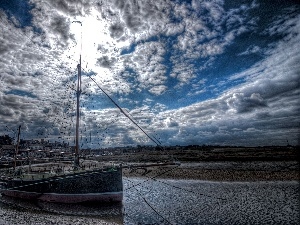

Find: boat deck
[1,160,119,181]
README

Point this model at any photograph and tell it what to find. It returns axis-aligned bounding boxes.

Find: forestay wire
[87,74,162,147]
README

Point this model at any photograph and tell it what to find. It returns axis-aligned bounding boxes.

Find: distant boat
[0,40,123,203]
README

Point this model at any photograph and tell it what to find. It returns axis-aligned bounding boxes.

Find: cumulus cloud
[147,12,300,146]
[238,45,262,56]
[50,15,71,42]
[0,0,299,147]
[149,85,167,96]
[109,22,125,39]
[96,55,116,68]
[46,0,93,16]
[122,41,167,93]
[225,93,267,113]
[85,0,259,91]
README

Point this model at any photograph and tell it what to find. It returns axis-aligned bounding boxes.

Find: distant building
[0,145,15,156]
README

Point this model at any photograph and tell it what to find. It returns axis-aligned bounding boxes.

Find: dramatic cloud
[0,0,299,147]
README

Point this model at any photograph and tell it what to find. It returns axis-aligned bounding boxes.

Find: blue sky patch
[5,89,38,99]
[0,0,34,28]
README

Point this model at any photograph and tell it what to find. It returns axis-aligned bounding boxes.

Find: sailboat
[0,41,123,203]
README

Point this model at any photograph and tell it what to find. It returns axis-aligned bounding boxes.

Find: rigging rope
[87,75,161,147]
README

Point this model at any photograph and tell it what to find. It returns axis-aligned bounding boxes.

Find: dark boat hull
[1,168,123,203]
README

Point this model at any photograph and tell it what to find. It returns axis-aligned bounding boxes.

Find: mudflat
[123,161,299,181]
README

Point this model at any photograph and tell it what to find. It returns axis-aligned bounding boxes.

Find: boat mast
[74,55,81,168]
[73,21,82,169]
[14,125,21,170]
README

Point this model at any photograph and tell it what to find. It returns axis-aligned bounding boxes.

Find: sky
[0,0,299,148]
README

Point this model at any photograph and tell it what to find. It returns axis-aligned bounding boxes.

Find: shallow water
[0,178,299,224]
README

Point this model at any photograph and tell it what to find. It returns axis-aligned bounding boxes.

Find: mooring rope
[126,178,173,225]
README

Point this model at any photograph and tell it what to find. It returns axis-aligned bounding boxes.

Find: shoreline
[1,161,298,182]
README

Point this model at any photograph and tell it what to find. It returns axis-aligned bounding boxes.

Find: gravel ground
[0,201,123,225]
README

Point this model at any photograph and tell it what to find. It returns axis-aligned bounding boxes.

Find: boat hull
[1,167,123,203]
